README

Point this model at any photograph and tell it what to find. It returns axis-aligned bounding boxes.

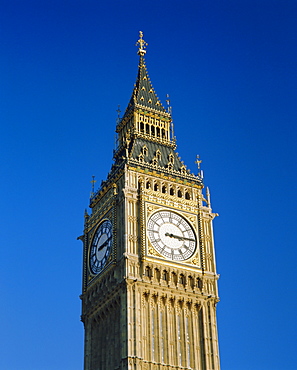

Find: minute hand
[165,233,195,242]
[98,236,112,251]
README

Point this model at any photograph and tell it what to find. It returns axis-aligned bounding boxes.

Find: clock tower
[80,32,221,370]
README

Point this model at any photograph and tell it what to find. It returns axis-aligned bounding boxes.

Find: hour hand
[165,233,195,242]
[165,232,184,241]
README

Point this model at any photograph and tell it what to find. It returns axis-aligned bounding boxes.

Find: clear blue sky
[1,1,296,369]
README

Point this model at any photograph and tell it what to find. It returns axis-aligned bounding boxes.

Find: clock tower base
[82,273,219,370]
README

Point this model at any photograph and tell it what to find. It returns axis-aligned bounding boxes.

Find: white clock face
[89,219,112,275]
[147,210,197,261]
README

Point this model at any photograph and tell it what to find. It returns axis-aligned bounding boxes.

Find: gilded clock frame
[144,202,201,267]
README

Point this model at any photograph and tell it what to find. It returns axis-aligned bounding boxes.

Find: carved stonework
[146,204,159,218]
[128,215,137,223]
[128,234,138,242]
[190,257,200,266]
[81,32,220,370]
[206,252,213,260]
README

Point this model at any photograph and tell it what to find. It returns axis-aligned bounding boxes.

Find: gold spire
[136,31,148,55]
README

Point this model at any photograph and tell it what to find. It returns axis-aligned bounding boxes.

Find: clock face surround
[89,219,112,275]
[147,210,197,261]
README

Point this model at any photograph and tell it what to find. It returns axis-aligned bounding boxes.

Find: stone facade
[80,32,220,370]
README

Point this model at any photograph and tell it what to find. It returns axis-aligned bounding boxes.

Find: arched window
[156,150,161,161]
[177,189,182,198]
[162,185,167,193]
[138,153,144,163]
[172,272,177,285]
[188,276,194,289]
[180,165,186,175]
[179,274,185,285]
[170,187,174,196]
[145,266,151,277]
[155,268,160,282]
[185,191,190,200]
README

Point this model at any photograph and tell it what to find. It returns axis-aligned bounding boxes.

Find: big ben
[80,32,220,370]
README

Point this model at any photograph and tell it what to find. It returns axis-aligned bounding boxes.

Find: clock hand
[182,237,196,242]
[165,232,183,241]
[97,236,112,251]
[165,233,195,242]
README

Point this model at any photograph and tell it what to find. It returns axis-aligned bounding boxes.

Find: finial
[206,186,211,207]
[195,155,204,179]
[116,105,121,124]
[166,94,175,141]
[90,175,96,195]
[195,155,202,170]
[136,31,148,55]
[166,94,172,115]
[114,105,121,152]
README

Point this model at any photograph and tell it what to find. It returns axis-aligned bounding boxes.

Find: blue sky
[1,1,296,369]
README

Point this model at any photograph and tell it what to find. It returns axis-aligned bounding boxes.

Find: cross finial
[90,175,97,194]
[116,105,121,117]
[136,31,148,55]
[195,155,202,170]
[166,94,171,114]
[116,105,121,124]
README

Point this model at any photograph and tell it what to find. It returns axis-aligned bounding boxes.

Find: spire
[125,32,168,114]
[115,32,174,154]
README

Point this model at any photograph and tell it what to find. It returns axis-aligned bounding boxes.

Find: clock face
[147,210,197,261]
[89,219,112,275]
